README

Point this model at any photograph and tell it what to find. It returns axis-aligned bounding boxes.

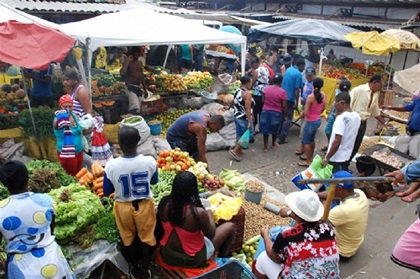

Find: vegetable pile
[151,171,176,204]
[48,183,105,243]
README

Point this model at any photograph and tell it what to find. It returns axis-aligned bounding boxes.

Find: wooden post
[322,183,336,221]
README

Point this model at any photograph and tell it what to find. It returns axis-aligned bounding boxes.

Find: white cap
[285,190,324,222]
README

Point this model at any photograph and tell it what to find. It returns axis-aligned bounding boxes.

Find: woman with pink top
[298,77,326,167]
[260,74,288,152]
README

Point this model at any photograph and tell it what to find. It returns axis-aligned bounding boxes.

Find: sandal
[321,146,328,152]
[299,155,307,161]
[295,150,304,155]
[229,150,242,162]
[297,161,310,167]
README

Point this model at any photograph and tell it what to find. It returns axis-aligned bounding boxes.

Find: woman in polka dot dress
[0,160,75,279]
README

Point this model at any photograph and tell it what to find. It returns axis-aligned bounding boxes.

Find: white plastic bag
[120,116,150,145]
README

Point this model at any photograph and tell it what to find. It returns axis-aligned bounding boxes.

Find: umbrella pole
[322,183,336,221]
[163,45,172,69]
[386,53,393,91]
[402,51,409,70]
[21,71,43,159]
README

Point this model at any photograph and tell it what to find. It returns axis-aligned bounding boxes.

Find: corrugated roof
[272,14,404,31]
[0,0,125,13]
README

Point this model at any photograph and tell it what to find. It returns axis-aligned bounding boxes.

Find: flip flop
[299,155,307,161]
[297,161,310,167]
[321,146,328,152]
[229,150,242,162]
[295,150,304,155]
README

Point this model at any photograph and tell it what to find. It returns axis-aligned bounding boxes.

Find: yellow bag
[207,193,243,224]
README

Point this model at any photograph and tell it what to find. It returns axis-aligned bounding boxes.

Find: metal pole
[322,183,336,221]
[297,176,419,185]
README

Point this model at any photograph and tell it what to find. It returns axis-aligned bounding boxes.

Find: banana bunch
[160,74,187,92]
[72,47,83,60]
[219,168,245,191]
[183,71,213,90]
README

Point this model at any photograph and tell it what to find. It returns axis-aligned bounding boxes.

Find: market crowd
[1,42,420,279]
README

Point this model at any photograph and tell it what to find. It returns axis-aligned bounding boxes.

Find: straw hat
[285,189,324,222]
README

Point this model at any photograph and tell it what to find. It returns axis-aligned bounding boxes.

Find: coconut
[16,89,26,99]
[223,94,234,105]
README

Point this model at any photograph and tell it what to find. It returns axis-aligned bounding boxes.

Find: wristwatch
[286,210,292,217]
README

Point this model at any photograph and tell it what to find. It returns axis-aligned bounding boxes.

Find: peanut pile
[245,180,265,193]
[372,151,403,169]
[243,199,291,241]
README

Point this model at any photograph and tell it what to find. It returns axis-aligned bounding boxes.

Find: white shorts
[204,237,215,259]
[255,251,283,279]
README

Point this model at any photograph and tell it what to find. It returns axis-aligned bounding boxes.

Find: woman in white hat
[254,189,340,279]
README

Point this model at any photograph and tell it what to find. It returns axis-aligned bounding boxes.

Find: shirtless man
[120,47,148,115]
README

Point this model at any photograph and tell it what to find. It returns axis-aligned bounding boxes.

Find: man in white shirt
[322,92,361,173]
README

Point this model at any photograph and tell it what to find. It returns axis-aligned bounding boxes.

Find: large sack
[185,97,205,109]
[218,122,237,148]
[210,73,233,94]
[120,116,150,145]
[137,135,172,159]
[206,132,226,151]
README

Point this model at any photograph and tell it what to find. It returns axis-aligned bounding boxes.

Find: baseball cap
[281,53,292,65]
[333,170,354,189]
[285,189,324,222]
[305,67,316,76]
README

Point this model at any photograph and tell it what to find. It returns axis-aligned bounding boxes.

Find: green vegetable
[0,184,9,200]
[0,114,19,130]
[123,116,143,124]
[27,160,77,187]
[151,171,176,204]
[93,211,120,243]
[18,107,55,139]
[48,183,105,242]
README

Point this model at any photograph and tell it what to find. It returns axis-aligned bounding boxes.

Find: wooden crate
[219,206,245,255]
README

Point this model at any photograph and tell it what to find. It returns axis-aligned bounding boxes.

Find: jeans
[345,121,367,168]
[278,101,295,140]
[301,119,321,145]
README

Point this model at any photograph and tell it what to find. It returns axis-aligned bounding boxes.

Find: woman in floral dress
[254,190,340,279]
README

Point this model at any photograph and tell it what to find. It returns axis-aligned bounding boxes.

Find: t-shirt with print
[327,111,361,162]
[252,66,270,96]
[272,221,340,278]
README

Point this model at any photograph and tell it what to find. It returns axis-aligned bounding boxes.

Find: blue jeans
[234,117,254,141]
[301,119,321,145]
[278,101,295,141]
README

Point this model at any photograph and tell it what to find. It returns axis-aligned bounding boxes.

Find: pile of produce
[226,80,241,95]
[27,160,77,193]
[19,107,55,139]
[75,162,105,198]
[245,180,265,193]
[183,71,214,90]
[322,64,365,79]
[371,151,404,169]
[156,74,187,92]
[0,113,19,129]
[156,148,195,172]
[382,110,410,122]
[143,69,158,93]
[219,168,246,192]
[358,138,391,154]
[93,197,119,244]
[153,108,195,137]
[151,171,176,204]
[48,183,105,244]
[91,74,126,97]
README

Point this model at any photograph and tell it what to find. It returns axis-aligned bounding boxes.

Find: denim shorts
[260,110,283,135]
[234,117,254,140]
[325,113,336,135]
[302,119,321,144]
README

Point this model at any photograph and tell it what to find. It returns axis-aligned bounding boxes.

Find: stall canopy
[393,63,420,96]
[344,31,400,56]
[248,19,359,44]
[59,8,247,75]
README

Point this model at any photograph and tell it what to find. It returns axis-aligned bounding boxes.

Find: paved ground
[206,118,420,279]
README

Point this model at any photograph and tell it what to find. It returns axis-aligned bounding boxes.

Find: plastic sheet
[65,240,129,279]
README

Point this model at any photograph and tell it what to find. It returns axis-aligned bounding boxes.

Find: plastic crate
[219,206,245,254]
[191,259,257,279]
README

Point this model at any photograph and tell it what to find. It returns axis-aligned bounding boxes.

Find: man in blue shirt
[24,65,53,107]
[278,59,305,144]
[383,96,420,159]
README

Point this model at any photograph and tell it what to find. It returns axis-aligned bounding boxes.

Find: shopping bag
[91,128,113,166]
[238,129,250,149]
[291,154,333,191]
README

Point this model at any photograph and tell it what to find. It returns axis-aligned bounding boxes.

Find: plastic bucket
[148,120,162,135]
[245,189,263,204]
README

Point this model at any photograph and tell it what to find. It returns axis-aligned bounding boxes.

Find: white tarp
[393,63,420,96]
[59,8,246,53]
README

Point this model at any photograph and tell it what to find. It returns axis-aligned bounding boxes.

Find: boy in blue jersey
[104,126,158,279]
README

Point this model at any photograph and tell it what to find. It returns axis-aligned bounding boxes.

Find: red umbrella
[0,20,75,70]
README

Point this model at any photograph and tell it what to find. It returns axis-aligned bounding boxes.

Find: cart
[364,143,416,175]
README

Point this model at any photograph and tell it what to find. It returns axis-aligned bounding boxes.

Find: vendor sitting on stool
[382,95,420,159]
[254,190,339,279]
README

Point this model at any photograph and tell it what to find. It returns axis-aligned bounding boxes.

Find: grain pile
[242,197,291,241]
[358,138,391,154]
